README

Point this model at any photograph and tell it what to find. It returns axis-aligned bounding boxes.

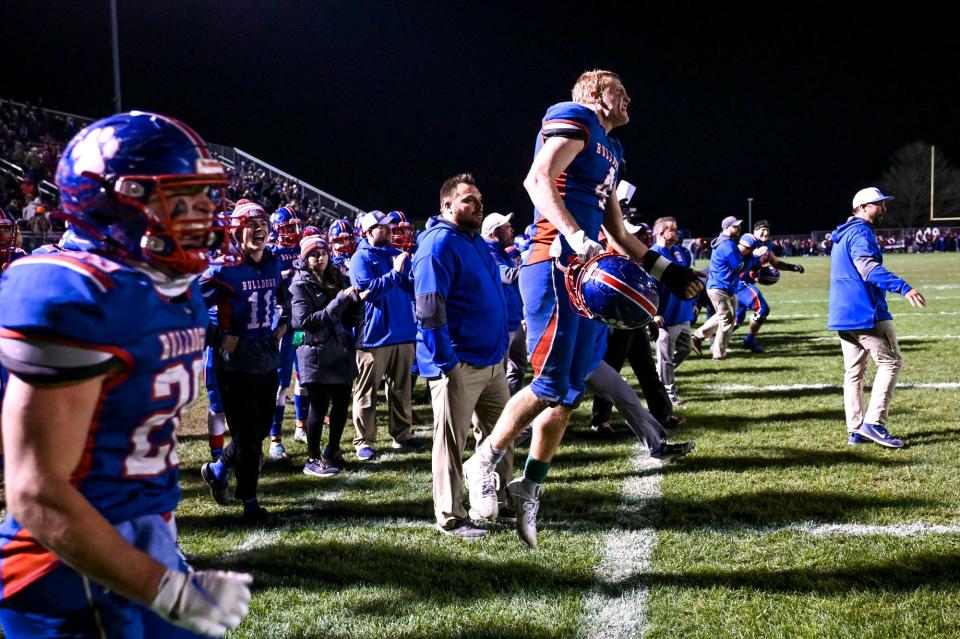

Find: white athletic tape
[579,452,662,639]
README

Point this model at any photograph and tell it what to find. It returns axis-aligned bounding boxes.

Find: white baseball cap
[481,212,513,237]
[358,210,398,234]
[852,187,894,210]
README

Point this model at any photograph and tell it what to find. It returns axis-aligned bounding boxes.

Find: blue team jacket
[651,243,695,325]
[349,239,416,349]
[706,235,743,294]
[413,217,508,378]
[484,237,523,332]
[828,217,912,331]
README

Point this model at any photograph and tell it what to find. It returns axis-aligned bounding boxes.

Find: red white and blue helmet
[269,206,304,247]
[757,265,780,285]
[564,253,659,329]
[389,209,416,251]
[328,218,357,256]
[0,206,17,249]
[54,111,228,274]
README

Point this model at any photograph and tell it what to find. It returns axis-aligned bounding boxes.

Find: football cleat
[463,456,500,523]
[507,478,543,549]
[650,441,695,464]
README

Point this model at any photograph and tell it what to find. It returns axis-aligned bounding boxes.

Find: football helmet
[1,206,22,267]
[269,206,304,247]
[756,265,780,285]
[563,253,659,329]
[55,111,228,274]
[302,225,321,238]
[328,218,357,257]
[389,210,416,251]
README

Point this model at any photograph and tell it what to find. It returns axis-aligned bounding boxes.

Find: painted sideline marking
[579,451,662,639]
[804,335,960,342]
[714,382,959,392]
[796,522,960,537]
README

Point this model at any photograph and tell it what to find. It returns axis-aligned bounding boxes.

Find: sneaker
[268,441,291,461]
[650,441,695,465]
[356,446,377,461]
[303,459,340,477]
[848,432,870,445]
[662,414,686,429]
[591,421,615,436]
[322,448,348,469]
[691,335,704,355]
[200,462,232,506]
[242,505,271,525]
[507,478,543,549]
[855,423,905,449]
[463,455,500,523]
[391,436,426,450]
[293,427,307,443]
[497,503,518,525]
[437,518,487,540]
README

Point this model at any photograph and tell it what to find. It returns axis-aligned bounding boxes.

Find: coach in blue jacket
[481,211,527,395]
[349,210,420,460]
[828,187,926,449]
[414,173,512,540]
[693,215,745,360]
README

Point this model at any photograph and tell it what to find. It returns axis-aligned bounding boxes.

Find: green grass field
[9,253,960,638]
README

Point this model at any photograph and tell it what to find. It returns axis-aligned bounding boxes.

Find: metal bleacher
[1,98,363,229]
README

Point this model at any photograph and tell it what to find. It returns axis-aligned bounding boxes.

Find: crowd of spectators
[1,99,340,248]
[689,227,958,262]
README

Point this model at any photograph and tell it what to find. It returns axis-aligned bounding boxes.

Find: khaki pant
[655,321,692,403]
[839,320,903,431]
[428,362,512,528]
[352,343,414,449]
[695,290,738,359]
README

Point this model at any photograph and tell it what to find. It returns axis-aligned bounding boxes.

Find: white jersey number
[124,357,203,477]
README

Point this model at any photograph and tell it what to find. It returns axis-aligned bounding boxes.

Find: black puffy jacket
[290,261,362,385]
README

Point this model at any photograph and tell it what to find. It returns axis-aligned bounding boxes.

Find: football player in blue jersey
[199,201,290,523]
[736,220,806,352]
[0,208,26,272]
[266,206,305,462]
[0,112,252,637]
[464,69,702,548]
[328,218,357,277]
[734,233,771,353]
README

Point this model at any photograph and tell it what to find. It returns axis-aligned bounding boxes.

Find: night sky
[6,2,959,236]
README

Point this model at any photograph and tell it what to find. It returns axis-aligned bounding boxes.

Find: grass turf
[5,253,958,638]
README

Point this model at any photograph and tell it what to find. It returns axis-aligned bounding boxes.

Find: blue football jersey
[527,101,624,265]
[200,252,284,341]
[0,252,207,600]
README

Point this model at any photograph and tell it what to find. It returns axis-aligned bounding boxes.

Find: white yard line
[795,522,960,537]
[714,382,959,392]
[775,311,960,319]
[804,335,960,342]
[579,452,663,639]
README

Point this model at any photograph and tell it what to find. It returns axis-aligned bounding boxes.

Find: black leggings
[302,382,352,460]
[217,368,278,501]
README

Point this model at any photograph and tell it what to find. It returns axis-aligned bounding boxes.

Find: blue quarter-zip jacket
[349,238,416,348]
[413,217,508,378]
[828,217,912,331]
